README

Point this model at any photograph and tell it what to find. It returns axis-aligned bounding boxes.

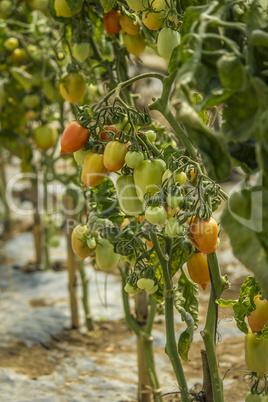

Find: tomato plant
[60,121,90,154]
[189,217,218,254]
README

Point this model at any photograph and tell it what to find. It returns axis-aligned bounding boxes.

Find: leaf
[65,0,83,11]
[174,269,199,362]
[221,186,268,299]
[218,276,262,334]
[100,0,116,13]
[174,101,231,180]
[192,93,209,125]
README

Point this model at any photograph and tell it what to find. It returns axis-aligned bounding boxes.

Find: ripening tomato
[11,48,28,64]
[82,152,108,187]
[96,238,120,271]
[28,0,49,11]
[142,0,169,31]
[157,27,180,62]
[145,205,167,225]
[120,15,140,35]
[59,72,86,104]
[73,148,91,166]
[245,331,268,376]
[187,252,210,290]
[116,174,145,216]
[104,9,122,34]
[122,32,146,56]
[133,158,166,202]
[60,121,90,154]
[33,125,58,151]
[189,217,218,254]
[71,224,95,261]
[248,295,268,333]
[103,140,127,172]
[126,0,148,12]
[99,125,119,141]
[54,0,82,18]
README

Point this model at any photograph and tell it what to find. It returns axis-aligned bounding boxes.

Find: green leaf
[170,238,195,278]
[174,101,231,180]
[65,0,83,11]
[222,188,268,299]
[174,269,199,362]
[218,276,262,334]
[100,0,116,13]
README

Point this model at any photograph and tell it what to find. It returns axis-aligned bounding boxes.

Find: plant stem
[43,165,51,270]
[150,99,197,160]
[201,252,229,402]
[78,260,94,331]
[149,231,191,402]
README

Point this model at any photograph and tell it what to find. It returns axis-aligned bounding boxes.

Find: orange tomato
[248,295,268,333]
[119,15,140,35]
[103,141,127,172]
[104,9,122,34]
[187,252,210,290]
[60,121,90,154]
[189,217,218,254]
[82,153,108,187]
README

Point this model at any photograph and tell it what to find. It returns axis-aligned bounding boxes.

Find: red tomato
[103,141,127,172]
[189,217,218,254]
[104,9,122,34]
[187,252,210,290]
[119,15,140,35]
[248,295,268,333]
[82,153,108,187]
[60,121,90,154]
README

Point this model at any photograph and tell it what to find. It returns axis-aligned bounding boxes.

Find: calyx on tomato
[145,205,167,225]
[60,121,90,154]
[189,217,218,254]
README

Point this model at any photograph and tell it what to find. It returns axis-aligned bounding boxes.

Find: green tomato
[4,37,19,51]
[125,150,144,169]
[165,217,184,238]
[133,158,166,202]
[157,27,180,63]
[96,238,120,271]
[126,0,148,12]
[33,125,58,151]
[146,284,158,294]
[245,332,268,376]
[137,278,155,291]
[73,42,91,63]
[54,0,82,17]
[145,205,167,225]
[28,0,49,11]
[166,194,183,208]
[22,94,40,109]
[48,235,60,248]
[73,148,91,166]
[42,80,57,101]
[124,283,139,295]
[116,174,145,216]
[245,392,263,402]
[162,169,187,186]
[145,130,156,142]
